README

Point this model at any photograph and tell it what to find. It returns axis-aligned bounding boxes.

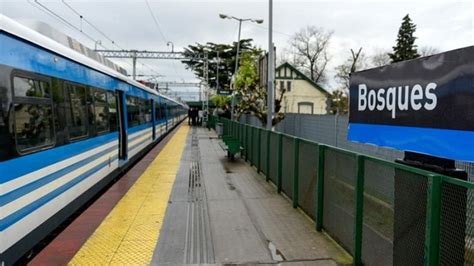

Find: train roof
[0,15,186,107]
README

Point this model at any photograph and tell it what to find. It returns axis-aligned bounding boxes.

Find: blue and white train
[0,15,187,264]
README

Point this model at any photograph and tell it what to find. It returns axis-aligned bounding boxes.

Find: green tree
[388,14,420,62]
[328,89,349,114]
[234,51,286,126]
[210,95,231,109]
[181,39,259,91]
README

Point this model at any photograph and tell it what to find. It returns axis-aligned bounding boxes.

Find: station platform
[29,124,351,265]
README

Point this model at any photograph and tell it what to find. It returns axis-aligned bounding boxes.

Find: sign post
[349,46,473,264]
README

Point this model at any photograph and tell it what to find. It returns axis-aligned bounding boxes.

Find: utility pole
[216,50,220,93]
[132,50,137,80]
[230,20,242,121]
[203,52,209,122]
[267,0,274,130]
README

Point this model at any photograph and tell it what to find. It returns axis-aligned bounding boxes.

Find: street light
[219,13,263,120]
[167,41,174,53]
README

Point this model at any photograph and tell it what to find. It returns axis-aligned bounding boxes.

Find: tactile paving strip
[69,125,189,265]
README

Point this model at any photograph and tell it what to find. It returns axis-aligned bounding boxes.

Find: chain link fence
[221,117,474,266]
[239,113,474,181]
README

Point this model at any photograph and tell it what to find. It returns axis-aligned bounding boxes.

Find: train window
[126,96,140,127]
[12,76,55,153]
[143,99,152,123]
[107,91,118,132]
[13,76,51,98]
[93,89,109,134]
[66,83,88,139]
[155,102,161,121]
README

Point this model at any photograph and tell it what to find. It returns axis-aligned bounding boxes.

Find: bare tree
[419,46,440,57]
[371,49,391,67]
[332,48,368,114]
[288,26,333,83]
[335,48,368,90]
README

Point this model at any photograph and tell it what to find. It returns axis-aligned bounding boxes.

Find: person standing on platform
[188,108,192,125]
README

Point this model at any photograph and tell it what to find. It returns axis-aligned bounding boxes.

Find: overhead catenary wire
[143,0,185,83]
[46,0,165,78]
[29,0,102,47]
[61,0,121,49]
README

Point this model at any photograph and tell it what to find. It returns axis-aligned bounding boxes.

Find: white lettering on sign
[357,83,438,119]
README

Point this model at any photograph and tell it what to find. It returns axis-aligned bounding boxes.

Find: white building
[275,63,329,114]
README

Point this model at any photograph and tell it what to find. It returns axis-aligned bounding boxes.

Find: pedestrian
[191,108,197,126]
[188,108,192,125]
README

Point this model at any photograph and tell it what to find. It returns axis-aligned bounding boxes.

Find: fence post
[245,125,249,161]
[250,127,255,166]
[425,174,442,266]
[277,133,283,193]
[293,137,300,208]
[266,130,271,182]
[316,144,326,232]
[257,128,262,173]
[354,155,365,266]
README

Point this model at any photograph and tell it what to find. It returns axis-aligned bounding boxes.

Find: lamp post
[267,0,274,130]
[219,14,263,120]
[167,41,174,53]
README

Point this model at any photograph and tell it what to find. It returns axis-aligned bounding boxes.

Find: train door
[152,99,156,140]
[117,90,127,160]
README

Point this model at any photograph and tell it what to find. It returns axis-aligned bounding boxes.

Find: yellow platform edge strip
[69,125,189,265]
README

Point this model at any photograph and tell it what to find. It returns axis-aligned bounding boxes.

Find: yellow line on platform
[69,125,189,265]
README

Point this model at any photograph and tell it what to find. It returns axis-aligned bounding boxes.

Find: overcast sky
[2,0,473,100]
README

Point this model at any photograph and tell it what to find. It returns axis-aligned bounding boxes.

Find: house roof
[275,62,329,95]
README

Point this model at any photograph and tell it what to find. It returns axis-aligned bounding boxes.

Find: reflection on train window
[143,99,152,123]
[154,103,162,121]
[66,83,88,139]
[107,91,118,132]
[93,89,109,134]
[13,76,51,98]
[14,104,54,152]
[13,75,55,153]
[126,96,140,127]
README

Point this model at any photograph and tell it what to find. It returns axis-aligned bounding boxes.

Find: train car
[0,15,187,264]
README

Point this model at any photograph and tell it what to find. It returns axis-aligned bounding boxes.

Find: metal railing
[219,117,474,266]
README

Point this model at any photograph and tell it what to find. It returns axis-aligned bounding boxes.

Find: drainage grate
[184,129,215,263]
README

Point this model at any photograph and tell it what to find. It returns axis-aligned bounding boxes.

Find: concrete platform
[153,127,351,265]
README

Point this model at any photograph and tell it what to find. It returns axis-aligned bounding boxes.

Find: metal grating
[185,128,215,263]
[323,148,356,254]
[361,160,395,266]
[439,181,472,265]
[392,169,427,266]
[281,135,294,199]
[297,141,318,219]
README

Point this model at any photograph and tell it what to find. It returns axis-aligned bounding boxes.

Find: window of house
[287,81,292,92]
[66,83,89,139]
[280,81,285,91]
[12,76,55,153]
[298,102,314,114]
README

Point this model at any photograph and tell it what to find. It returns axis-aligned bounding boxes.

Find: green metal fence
[220,118,474,266]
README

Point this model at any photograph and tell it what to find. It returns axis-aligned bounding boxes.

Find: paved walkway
[153,127,351,265]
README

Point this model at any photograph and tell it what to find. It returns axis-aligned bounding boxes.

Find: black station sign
[348,46,474,161]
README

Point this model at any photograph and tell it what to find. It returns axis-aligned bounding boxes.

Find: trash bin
[216,122,223,137]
